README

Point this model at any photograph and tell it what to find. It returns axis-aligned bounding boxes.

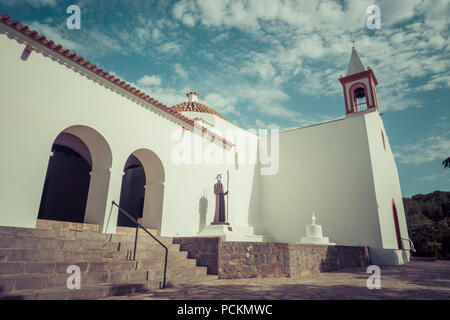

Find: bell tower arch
[339,47,379,116]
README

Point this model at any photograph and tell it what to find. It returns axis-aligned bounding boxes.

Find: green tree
[404,191,450,259]
[428,241,442,258]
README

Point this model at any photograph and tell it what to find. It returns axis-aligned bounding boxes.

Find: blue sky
[0,0,448,197]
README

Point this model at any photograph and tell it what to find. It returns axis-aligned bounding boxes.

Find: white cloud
[15,0,448,134]
[393,136,450,165]
[212,33,229,43]
[137,75,162,87]
[171,0,449,113]
[134,82,187,107]
[158,41,182,54]
[182,14,196,27]
[131,74,187,108]
[172,0,198,27]
[417,74,450,91]
[0,0,57,7]
[379,0,422,25]
[203,93,238,115]
[254,118,280,130]
[145,86,187,107]
[27,21,85,53]
[415,174,450,182]
[240,54,277,81]
[89,31,124,53]
[135,27,151,43]
[152,28,162,40]
[173,63,188,79]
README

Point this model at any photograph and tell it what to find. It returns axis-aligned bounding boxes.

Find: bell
[354,87,365,98]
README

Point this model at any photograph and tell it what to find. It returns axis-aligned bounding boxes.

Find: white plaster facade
[260,110,409,250]
[0,21,410,265]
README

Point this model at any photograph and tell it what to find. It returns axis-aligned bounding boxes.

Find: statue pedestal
[211,222,230,226]
[197,224,275,242]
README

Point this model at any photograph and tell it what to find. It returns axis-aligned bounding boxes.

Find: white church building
[0,14,410,266]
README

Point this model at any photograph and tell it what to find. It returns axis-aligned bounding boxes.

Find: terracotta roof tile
[171,101,228,121]
[0,12,233,147]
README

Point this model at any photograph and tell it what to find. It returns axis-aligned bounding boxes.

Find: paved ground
[99,261,450,300]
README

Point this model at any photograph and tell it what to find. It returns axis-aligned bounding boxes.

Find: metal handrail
[401,237,416,253]
[112,201,167,289]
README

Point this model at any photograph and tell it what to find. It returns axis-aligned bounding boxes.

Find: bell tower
[339,47,379,116]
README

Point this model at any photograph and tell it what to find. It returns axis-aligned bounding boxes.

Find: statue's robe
[213,181,227,224]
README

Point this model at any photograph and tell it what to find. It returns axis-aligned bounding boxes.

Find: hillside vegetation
[403,191,450,259]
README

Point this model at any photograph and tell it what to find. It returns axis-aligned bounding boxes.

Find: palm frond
[443,156,450,169]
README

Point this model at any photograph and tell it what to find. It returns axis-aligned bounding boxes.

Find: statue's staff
[226,170,229,224]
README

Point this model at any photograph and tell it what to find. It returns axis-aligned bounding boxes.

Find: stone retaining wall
[173,237,222,275]
[173,237,370,279]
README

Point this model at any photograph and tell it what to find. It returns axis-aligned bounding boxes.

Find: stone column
[100,167,126,234]
[84,169,111,226]
[141,182,165,231]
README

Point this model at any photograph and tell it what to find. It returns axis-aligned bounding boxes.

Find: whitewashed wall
[0,28,259,236]
[260,113,384,248]
[364,112,410,249]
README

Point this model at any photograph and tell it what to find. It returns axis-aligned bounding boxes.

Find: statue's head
[216,173,222,182]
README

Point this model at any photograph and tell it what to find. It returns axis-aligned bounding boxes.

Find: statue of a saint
[212,173,228,225]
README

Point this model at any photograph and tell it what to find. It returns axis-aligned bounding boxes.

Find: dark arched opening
[38,126,113,226]
[38,134,92,223]
[117,155,146,227]
[353,87,367,112]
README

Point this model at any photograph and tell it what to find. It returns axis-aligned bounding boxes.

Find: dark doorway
[38,144,91,223]
[117,155,146,227]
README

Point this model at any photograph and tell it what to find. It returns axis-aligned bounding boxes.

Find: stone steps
[35,219,100,233]
[36,219,157,237]
[0,266,209,293]
[0,273,220,300]
[0,256,198,276]
[0,247,192,263]
[0,236,181,252]
[0,282,155,300]
[0,225,218,299]
[0,226,175,246]
[116,226,159,236]
[0,271,215,299]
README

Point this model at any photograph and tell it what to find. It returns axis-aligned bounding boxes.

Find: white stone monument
[299,212,335,245]
[197,224,275,242]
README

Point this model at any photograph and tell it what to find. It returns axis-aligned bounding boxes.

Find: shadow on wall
[198,195,208,232]
[247,164,263,232]
[315,246,371,274]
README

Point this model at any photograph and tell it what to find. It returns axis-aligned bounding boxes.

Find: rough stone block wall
[218,242,291,278]
[288,244,370,277]
[173,237,221,274]
[173,237,370,279]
